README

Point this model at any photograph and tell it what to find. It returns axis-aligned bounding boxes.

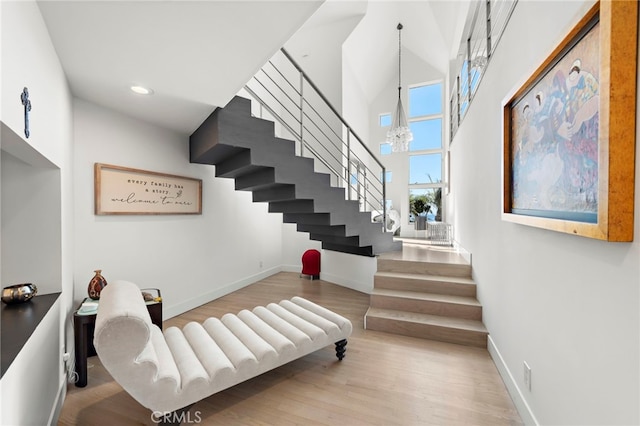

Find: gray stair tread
[371,288,481,306]
[375,271,476,285]
[365,307,487,333]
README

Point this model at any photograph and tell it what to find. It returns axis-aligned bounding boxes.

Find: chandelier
[387,23,413,152]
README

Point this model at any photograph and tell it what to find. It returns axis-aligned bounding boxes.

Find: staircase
[190,96,401,257]
[364,249,488,347]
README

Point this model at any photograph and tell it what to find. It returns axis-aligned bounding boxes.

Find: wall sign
[95,163,202,215]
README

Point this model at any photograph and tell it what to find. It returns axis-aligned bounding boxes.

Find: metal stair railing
[243,48,387,229]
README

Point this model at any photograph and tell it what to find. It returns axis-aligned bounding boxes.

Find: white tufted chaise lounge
[94,280,352,416]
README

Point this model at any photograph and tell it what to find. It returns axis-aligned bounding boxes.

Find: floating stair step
[370,289,482,320]
[269,199,315,214]
[377,258,471,278]
[298,224,348,236]
[374,271,477,297]
[190,143,244,166]
[283,213,331,226]
[364,307,487,348]
[322,242,374,257]
[235,168,277,191]
[310,233,360,246]
[252,185,297,202]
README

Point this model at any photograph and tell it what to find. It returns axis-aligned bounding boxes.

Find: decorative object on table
[1,283,38,304]
[501,0,637,241]
[94,163,202,215]
[87,270,108,300]
[20,87,31,138]
[141,288,162,303]
[77,299,99,315]
[386,23,412,153]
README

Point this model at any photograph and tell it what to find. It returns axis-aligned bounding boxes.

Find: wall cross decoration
[20,87,31,138]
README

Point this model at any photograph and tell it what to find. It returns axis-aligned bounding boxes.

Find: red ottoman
[301,249,320,280]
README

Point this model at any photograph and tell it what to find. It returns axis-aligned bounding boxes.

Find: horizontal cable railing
[244,48,387,228]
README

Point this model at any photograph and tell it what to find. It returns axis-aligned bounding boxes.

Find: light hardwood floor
[59,271,522,426]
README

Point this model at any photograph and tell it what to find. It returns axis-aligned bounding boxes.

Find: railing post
[299,70,304,157]
[346,130,352,200]
[382,166,387,231]
[486,0,492,59]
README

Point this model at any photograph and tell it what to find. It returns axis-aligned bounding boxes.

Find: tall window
[408,81,445,223]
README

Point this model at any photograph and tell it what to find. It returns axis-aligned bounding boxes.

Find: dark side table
[73,290,162,387]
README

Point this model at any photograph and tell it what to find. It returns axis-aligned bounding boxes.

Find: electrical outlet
[523,361,532,391]
[259,261,263,268]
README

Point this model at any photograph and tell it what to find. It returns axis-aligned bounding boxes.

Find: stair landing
[365,239,488,348]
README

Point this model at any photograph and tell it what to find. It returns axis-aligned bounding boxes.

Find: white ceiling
[37,0,468,135]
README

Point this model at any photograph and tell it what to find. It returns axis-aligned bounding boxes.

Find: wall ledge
[1,292,61,377]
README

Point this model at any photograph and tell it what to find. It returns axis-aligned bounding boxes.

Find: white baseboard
[282,264,370,294]
[450,239,472,265]
[163,266,281,319]
[281,264,300,274]
[487,335,539,425]
[319,271,370,294]
[49,375,67,425]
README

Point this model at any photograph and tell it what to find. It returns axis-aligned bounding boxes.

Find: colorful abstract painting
[510,21,600,223]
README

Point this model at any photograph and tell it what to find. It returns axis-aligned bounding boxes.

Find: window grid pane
[379,114,392,127]
[409,154,442,184]
[409,118,442,151]
[409,84,443,118]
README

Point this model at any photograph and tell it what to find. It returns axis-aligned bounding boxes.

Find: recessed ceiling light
[130,85,153,95]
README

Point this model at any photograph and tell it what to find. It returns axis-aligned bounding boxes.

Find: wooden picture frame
[502,1,637,241]
[95,163,202,215]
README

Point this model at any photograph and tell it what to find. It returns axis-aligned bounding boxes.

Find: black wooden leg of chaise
[335,339,348,361]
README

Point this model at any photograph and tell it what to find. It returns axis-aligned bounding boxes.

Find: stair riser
[252,186,296,202]
[283,213,331,226]
[218,152,314,179]
[370,294,482,321]
[364,316,487,348]
[235,168,276,190]
[322,242,374,257]
[269,200,315,213]
[298,224,347,236]
[377,259,471,278]
[310,234,360,246]
[374,275,476,297]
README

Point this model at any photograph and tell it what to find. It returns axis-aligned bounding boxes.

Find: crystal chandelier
[387,23,413,152]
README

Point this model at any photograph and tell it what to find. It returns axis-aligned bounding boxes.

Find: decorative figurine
[1,283,38,304]
[87,270,108,300]
[21,87,31,138]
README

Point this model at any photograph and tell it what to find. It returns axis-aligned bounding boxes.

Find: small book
[78,299,99,315]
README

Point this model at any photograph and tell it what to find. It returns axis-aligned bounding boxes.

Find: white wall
[0,1,74,424]
[449,1,639,424]
[73,99,286,318]
[1,150,61,293]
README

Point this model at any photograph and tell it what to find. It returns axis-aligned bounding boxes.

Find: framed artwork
[95,163,202,215]
[502,1,637,241]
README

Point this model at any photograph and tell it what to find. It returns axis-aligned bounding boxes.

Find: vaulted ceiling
[37,0,469,135]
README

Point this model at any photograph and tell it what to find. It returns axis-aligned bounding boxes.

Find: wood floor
[58,271,522,426]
